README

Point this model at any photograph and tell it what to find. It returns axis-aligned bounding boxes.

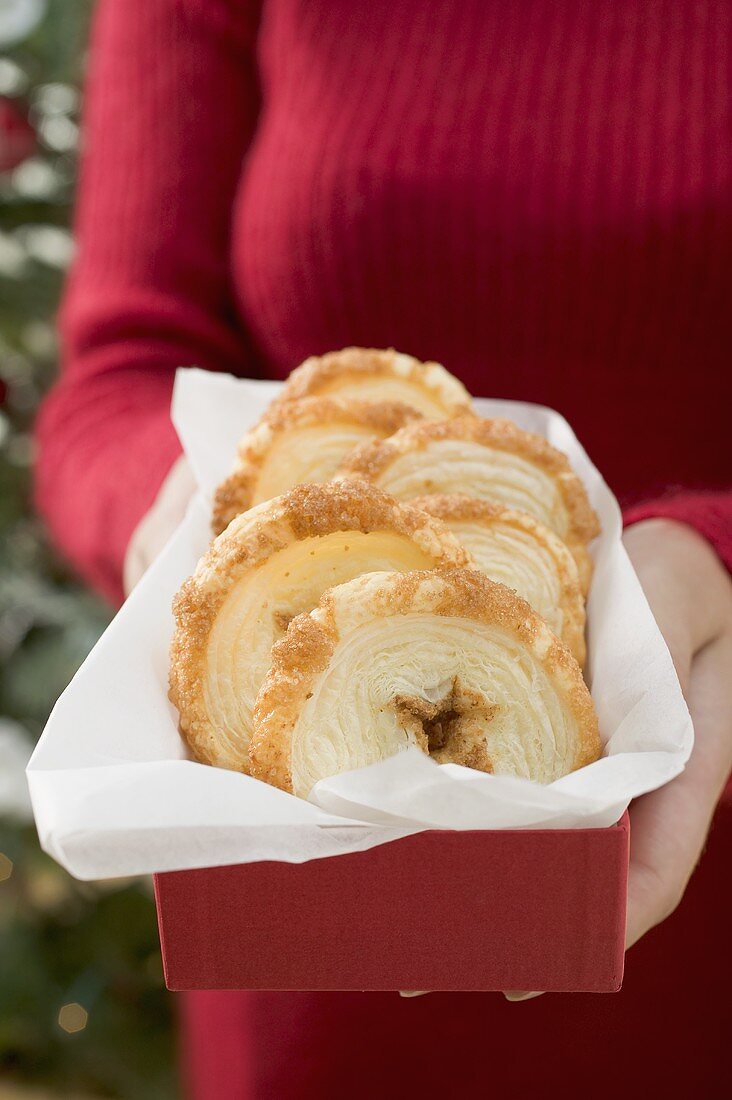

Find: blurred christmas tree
[0,3,176,1096]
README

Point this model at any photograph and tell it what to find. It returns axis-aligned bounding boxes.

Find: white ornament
[0,0,46,47]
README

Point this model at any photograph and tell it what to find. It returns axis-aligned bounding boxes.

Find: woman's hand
[123,455,195,595]
[505,518,732,1002]
[621,518,732,948]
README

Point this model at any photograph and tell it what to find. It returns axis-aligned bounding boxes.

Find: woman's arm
[35,0,262,604]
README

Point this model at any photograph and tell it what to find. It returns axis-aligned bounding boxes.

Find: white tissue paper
[28,368,693,880]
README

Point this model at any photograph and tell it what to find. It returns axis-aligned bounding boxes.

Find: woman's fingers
[623,519,731,948]
[123,455,194,594]
[623,519,732,663]
[626,633,732,949]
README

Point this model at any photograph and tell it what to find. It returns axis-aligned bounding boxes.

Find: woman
[36,2,731,1097]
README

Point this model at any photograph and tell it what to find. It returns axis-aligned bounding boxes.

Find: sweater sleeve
[623,488,732,573]
[35,0,262,604]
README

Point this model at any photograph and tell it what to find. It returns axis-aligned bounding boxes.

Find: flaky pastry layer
[170,480,468,772]
[412,494,586,665]
[337,416,600,591]
[250,567,601,796]
[212,395,422,534]
[271,347,475,419]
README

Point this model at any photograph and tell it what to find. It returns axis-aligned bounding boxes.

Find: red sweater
[36,0,731,604]
[33,5,731,1097]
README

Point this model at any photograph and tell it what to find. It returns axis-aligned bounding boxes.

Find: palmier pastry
[413,494,586,665]
[169,481,468,772]
[272,347,474,419]
[338,417,600,591]
[212,396,421,534]
[250,568,601,798]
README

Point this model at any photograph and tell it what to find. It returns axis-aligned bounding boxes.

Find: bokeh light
[0,850,14,880]
[57,1001,88,1034]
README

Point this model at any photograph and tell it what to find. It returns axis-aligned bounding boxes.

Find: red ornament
[0,97,36,172]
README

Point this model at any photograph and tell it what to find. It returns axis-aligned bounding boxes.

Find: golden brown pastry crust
[212,396,422,534]
[250,567,601,793]
[338,416,600,590]
[169,480,469,771]
[411,493,586,665]
[271,347,475,418]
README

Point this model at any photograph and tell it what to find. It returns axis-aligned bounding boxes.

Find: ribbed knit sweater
[36,0,731,611]
[31,5,732,1097]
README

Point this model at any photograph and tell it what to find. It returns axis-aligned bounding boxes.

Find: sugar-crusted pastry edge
[337,415,600,589]
[170,480,470,770]
[411,493,586,665]
[250,566,601,793]
[212,395,423,534]
[271,347,475,418]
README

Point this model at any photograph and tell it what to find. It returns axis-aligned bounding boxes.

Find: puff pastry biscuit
[413,494,586,665]
[250,567,601,797]
[169,481,468,772]
[212,396,421,534]
[272,347,474,419]
[338,416,600,591]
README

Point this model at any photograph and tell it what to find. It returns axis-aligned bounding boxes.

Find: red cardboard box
[154,812,629,992]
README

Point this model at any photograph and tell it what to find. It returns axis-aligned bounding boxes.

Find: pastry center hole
[423,704,462,754]
[393,677,498,772]
[273,610,295,633]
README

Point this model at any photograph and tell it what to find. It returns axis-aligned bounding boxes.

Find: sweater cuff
[623,490,732,574]
[35,393,183,607]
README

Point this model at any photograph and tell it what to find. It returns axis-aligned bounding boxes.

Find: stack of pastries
[169,348,602,798]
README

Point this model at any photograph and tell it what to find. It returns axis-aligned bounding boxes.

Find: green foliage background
[1,4,177,1096]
